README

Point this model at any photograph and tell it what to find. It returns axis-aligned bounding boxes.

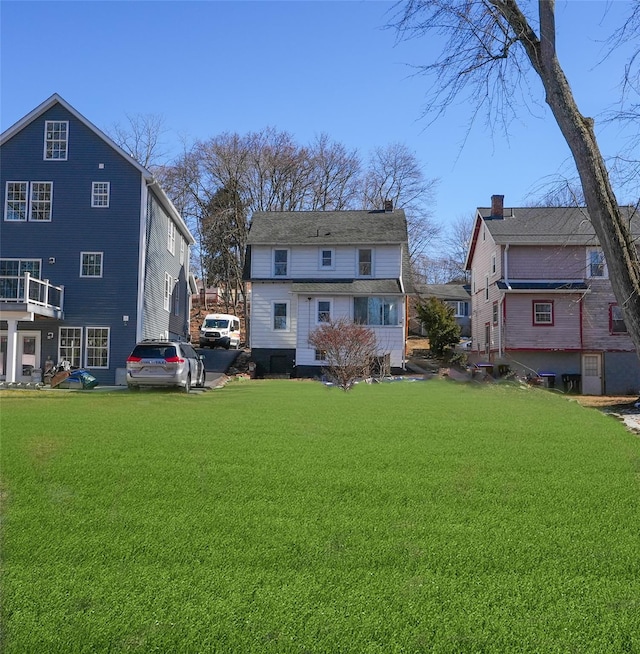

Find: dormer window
[274,249,288,276]
[587,247,607,278]
[44,121,68,160]
[358,248,372,276]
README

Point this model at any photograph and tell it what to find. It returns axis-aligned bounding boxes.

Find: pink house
[465,195,640,396]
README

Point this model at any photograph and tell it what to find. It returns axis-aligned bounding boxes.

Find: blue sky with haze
[1,1,637,228]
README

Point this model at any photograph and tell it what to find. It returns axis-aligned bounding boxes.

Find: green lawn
[2,380,639,653]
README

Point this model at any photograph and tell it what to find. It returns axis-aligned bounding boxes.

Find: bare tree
[309,318,378,391]
[361,143,441,261]
[391,0,640,361]
[108,113,168,171]
[442,214,474,282]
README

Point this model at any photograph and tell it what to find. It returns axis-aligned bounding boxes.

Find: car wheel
[184,374,191,393]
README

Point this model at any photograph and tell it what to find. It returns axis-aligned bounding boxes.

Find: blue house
[0,94,195,385]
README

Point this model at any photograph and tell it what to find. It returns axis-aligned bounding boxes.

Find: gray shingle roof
[291,279,403,295]
[478,206,640,245]
[247,209,408,245]
[414,283,470,300]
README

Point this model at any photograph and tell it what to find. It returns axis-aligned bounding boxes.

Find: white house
[245,207,412,377]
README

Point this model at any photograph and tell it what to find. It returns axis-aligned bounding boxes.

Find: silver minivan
[126,340,206,393]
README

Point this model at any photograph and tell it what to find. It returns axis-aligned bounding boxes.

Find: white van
[199,314,241,349]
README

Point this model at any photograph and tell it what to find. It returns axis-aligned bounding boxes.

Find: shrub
[416,297,461,357]
[309,318,377,391]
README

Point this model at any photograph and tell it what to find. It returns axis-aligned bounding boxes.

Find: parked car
[126,340,206,392]
[199,313,241,349]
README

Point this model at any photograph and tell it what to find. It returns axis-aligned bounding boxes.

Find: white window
[80,252,103,277]
[358,249,372,276]
[484,276,489,301]
[91,182,110,207]
[4,182,52,221]
[274,249,288,276]
[446,301,469,317]
[320,249,334,269]
[273,302,289,330]
[44,120,68,160]
[491,254,496,274]
[85,327,109,368]
[533,301,553,325]
[167,220,176,255]
[317,300,331,323]
[59,327,82,368]
[164,273,172,311]
[180,238,185,265]
[353,297,399,326]
[587,247,607,278]
[0,259,41,300]
[4,182,28,221]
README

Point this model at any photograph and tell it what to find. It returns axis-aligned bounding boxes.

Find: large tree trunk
[493,0,640,362]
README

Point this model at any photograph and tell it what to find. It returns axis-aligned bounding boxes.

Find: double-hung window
[4,182,52,221]
[320,249,334,270]
[0,259,41,300]
[274,249,288,276]
[167,220,176,255]
[164,273,172,311]
[446,301,469,317]
[354,297,399,326]
[610,304,627,334]
[317,300,331,323]
[80,252,103,277]
[59,327,82,368]
[587,247,607,278]
[44,121,68,160]
[91,182,110,207]
[358,249,372,276]
[273,302,289,330]
[533,301,553,326]
[85,327,109,368]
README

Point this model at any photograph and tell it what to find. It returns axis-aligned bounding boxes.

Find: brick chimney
[384,199,393,212]
[490,194,504,219]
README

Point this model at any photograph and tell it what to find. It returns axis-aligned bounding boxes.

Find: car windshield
[131,345,177,359]
[204,319,229,328]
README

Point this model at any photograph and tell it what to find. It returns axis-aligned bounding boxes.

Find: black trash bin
[562,373,582,394]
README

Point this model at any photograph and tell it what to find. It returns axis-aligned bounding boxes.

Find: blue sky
[1,1,637,228]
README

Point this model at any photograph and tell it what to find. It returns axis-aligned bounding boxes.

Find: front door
[0,332,41,382]
[581,353,602,395]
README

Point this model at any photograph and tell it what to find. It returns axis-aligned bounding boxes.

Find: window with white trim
[491,253,496,274]
[173,283,180,315]
[320,249,334,269]
[80,252,103,277]
[164,273,172,311]
[354,297,399,326]
[315,349,327,361]
[0,259,41,300]
[587,247,607,278]
[44,121,68,160]
[484,276,489,301]
[273,302,289,330]
[59,327,82,368]
[180,237,185,265]
[492,301,499,326]
[4,182,28,221]
[85,327,109,368]
[5,182,53,222]
[446,301,469,317]
[358,249,372,276]
[610,304,627,334]
[91,182,110,207]
[167,220,176,255]
[274,249,288,276]
[533,301,553,325]
[317,300,331,323]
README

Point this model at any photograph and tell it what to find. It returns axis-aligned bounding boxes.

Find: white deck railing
[0,272,64,312]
